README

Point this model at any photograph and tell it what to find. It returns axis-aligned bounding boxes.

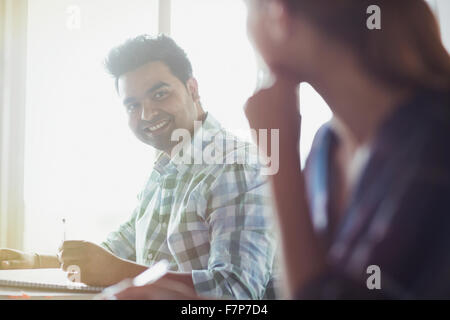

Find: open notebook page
[0,268,104,295]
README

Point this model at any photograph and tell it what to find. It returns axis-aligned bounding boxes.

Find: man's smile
[142,118,172,136]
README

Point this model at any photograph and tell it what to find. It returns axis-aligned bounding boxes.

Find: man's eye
[154,90,168,100]
[126,103,140,113]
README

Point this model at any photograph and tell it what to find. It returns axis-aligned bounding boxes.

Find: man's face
[118,61,201,153]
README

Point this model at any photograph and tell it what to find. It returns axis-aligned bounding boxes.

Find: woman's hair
[282,0,450,92]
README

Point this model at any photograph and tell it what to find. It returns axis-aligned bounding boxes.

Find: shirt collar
[153,112,223,176]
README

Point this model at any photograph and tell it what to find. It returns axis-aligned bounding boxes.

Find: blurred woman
[244,0,450,299]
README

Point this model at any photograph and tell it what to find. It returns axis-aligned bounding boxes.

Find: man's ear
[186,78,200,102]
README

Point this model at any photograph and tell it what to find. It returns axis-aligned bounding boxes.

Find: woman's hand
[244,76,301,154]
[245,76,325,298]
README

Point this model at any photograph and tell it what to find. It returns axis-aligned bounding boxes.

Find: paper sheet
[0,268,96,300]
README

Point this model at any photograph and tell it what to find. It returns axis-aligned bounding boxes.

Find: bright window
[171,0,259,141]
[24,0,331,253]
[24,0,159,252]
[171,0,331,166]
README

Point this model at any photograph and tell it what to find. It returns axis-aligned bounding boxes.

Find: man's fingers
[0,260,11,269]
[0,259,27,269]
[59,240,86,251]
[61,260,80,272]
[0,249,18,260]
[59,247,84,261]
[58,241,87,263]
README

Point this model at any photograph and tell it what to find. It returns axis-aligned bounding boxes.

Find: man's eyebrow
[122,82,170,106]
[146,82,170,95]
[123,96,136,106]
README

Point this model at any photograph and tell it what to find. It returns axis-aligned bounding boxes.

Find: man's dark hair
[104,34,193,91]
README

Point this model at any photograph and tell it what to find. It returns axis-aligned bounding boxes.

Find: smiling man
[119,53,201,154]
[96,35,277,300]
[0,35,277,300]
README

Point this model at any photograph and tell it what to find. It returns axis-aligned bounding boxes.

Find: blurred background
[0,0,448,254]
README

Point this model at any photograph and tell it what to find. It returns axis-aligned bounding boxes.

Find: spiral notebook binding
[0,279,104,293]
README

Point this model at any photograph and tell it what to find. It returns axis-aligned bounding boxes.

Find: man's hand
[58,240,130,287]
[113,277,202,300]
[0,249,37,269]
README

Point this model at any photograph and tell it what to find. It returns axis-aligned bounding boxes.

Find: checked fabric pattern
[101,113,277,299]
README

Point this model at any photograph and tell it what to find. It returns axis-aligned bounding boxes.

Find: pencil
[62,218,66,242]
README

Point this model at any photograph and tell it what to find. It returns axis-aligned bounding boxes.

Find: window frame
[0,0,28,249]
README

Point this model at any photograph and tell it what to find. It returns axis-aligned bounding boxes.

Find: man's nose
[141,99,157,121]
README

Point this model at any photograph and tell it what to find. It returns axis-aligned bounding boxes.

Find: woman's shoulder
[405,89,450,155]
[397,88,450,132]
[304,121,335,173]
[416,88,450,127]
[374,88,450,155]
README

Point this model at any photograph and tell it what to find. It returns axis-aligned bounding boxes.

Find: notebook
[0,269,105,294]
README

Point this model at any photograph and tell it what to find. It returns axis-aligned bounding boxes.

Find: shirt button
[148,253,153,260]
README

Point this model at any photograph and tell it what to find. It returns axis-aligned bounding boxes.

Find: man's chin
[137,135,172,152]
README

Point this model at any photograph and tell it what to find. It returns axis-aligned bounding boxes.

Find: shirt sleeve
[191,163,277,300]
[297,159,450,299]
[100,203,140,262]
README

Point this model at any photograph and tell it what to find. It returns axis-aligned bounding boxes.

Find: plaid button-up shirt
[101,113,276,299]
